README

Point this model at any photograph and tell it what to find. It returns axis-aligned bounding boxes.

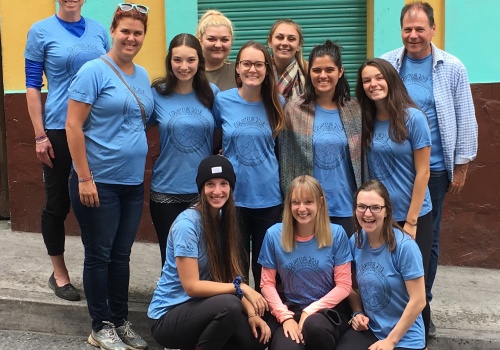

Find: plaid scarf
[278,97,368,195]
[274,59,305,101]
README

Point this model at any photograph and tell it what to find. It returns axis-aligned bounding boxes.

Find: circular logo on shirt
[402,74,433,112]
[123,86,151,132]
[284,256,330,305]
[358,261,391,312]
[231,117,272,167]
[313,122,347,170]
[66,43,105,76]
[369,133,395,181]
[167,108,211,153]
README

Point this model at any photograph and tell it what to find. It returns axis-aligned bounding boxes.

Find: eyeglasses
[356,204,386,213]
[118,3,149,14]
[238,60,267,71]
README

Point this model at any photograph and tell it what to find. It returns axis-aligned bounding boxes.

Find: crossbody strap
[99,56,146,129]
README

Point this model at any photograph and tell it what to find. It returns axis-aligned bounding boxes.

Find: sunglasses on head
[118,3,149,14]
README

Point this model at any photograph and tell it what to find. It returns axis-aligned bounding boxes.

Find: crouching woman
[148,155,271,350]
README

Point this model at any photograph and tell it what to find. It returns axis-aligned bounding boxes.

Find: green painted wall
[445,0,498,83]
[373,0,405,58]
[166,0,198,44]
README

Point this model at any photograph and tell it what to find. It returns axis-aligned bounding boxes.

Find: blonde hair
[196,10,234,41]
[267,19,308,74]
[281,175,332,252]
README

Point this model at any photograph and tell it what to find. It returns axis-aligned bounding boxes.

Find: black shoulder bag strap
[99,57,146,129]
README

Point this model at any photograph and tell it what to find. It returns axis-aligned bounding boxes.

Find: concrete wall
[1,0,499,267]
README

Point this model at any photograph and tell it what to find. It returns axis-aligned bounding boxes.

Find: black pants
[397,211,433,343]
[237,205,282,291]
[336,328,426,350]
[268,302,349,350]
[151,294,266,350]
[41,129,72,256]
[150,200,191,267]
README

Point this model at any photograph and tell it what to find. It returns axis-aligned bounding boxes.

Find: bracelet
[247,313,258,319]
[35,137,49,144]
[78,171,94,184]
[232,275,243,300]
[281,317,294,324]
[405,220,418,227]
[35,134,47,141]
[348,311,365,325]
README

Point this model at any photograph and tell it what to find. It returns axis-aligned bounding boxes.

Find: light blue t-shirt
[213,88,283,208]
[400,54,446,171]
[24,15,109,129]
[367,108,432,221]
[258,223,352,308]
[350,229,425,349]
[149,83,219,194]
[68,56,154,185]
[148,208,211,319]
[313,106,357,217]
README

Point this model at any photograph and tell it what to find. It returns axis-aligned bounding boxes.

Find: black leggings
[151,294,266,350]
[41,129,72,256]
[336,328,425,350]
[149,200,191,267]
[237,205,282,292]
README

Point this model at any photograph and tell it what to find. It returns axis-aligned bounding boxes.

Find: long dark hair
[353,179,404,252]
[356,58,418,150]
[303,40,351,106]
[152,33,214,109]
[196,186,245,282]
[235,41,284,137]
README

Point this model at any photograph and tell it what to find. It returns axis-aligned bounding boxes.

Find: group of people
[25,1,477,350]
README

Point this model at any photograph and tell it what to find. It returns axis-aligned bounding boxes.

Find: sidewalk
[1,219,499,349]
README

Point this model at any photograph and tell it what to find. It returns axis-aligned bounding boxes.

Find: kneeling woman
[336,180,426,350]
[259,175,352,350]
[148,155,271,350]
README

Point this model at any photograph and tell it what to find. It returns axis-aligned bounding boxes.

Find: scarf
[274,58,305,101]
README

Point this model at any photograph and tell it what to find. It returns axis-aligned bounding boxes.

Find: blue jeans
[69,173,144,331]
[426,170,449,302]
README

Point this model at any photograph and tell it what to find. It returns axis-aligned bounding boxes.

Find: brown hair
[356,58,418,150]
[235,41,285,137]
[353,179,404,252]
[196,185,245,282]
[267,19,307,75]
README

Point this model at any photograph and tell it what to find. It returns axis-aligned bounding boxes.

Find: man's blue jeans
[70,173,144,331]
[426,170,449,302]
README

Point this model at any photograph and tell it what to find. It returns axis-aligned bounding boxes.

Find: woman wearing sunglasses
[356,58,432,345]
[259,175,352,350]
[336,180,426,350]
[213,41,285,292]
[24,0,109,302]
[66,4,152,350]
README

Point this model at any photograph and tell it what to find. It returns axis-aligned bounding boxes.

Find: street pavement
[1,219,499,349]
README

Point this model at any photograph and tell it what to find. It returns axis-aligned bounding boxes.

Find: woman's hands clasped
[241,283,269,316]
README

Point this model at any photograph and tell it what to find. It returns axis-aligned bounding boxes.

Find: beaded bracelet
[35,135,47,141]
[247,313,258,319]
[232,275,243,299]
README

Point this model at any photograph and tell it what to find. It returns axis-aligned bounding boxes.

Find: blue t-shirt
[149,83,219,194]
[400,54,445,171]
[68,56,154,185]
[24,15,109,129]
[213,88,283,208]
[313,105,357,217]
[148,208,211,319]
[367,108,432,221]
[350,229,425,349]
[258,223,352,308]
